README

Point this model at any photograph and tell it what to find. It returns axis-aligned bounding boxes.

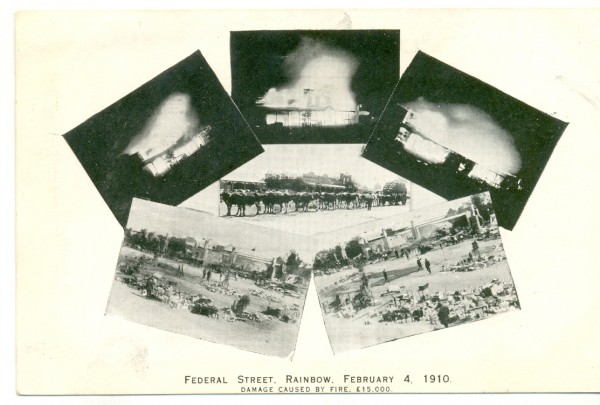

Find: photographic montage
[362,51,568,230]
[312,192,520,353]
[230,30,400,143]
[63,50,263,226]
[105,199,316,358]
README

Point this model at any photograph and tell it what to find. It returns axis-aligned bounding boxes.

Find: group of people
[199,266,238,289]
[381,256,432,285]
[416,257,432,274]
[201,266,213,281]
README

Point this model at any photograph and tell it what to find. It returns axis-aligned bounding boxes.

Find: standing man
[424,258,432,274]
[383,269,389,284]
[145,276,154,299]
[222,270,230,288]
[417,257,423,272]
[472,239,480,260]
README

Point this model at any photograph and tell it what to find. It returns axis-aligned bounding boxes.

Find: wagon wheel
[273,204,282,214]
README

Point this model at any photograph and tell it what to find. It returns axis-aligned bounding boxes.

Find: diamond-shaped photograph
[63,51,263,226]
[362,51,568,230]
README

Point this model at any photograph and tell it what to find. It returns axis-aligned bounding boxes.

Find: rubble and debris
[190,297,219,318]
[373,279,518,328]
[262,306,294,323]
[248,288,283,303]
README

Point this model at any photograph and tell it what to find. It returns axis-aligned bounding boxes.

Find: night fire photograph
[230,30,400,143]
[362,51,568,230]
[63,50,263,226]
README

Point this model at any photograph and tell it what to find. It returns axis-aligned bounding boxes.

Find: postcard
[16,9,599,395]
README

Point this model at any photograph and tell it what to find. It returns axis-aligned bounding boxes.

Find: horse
[293,192,319,212]
[319,192,338,210]
[220,190,260,217]
[262,190,293,214]
[338,192,359,209]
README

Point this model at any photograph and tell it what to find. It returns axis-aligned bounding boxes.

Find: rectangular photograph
[231,30,400,143]
[362,51,568,230]
[63,51,264,226]
[106,198,315,358]
[191,144,413,236]
[312,192,520,353]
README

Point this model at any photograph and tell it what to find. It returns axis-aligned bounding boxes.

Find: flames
[257,37,359,113]
[402,98,522,175]
[123,93,201,161]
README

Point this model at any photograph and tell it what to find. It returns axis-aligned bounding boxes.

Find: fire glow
[401,98,522,176]
[123,93,210,177]
[257,37,367,127]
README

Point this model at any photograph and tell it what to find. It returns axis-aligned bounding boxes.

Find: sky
[126,198,317,261]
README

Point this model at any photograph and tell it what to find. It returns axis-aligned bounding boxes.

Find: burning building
[262,103,367,128]
[394,106,521,190]
[256,37,369,128]
[120,93,212,177]
[138,125,211,177]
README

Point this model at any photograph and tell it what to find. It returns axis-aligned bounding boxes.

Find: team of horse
[221,190,407,217]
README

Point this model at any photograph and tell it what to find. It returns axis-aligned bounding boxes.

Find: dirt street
[219,202,411,236]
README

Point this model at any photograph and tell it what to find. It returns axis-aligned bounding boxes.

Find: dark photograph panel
[362,51,568,230]
[63,51,264,226]
[231,30,400,144]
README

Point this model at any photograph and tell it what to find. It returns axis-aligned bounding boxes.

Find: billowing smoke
[402,98,522,175]
[257,37,359,112]
[123,93,200,160]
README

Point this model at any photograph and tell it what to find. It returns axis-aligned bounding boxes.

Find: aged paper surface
[15,9,600,394]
